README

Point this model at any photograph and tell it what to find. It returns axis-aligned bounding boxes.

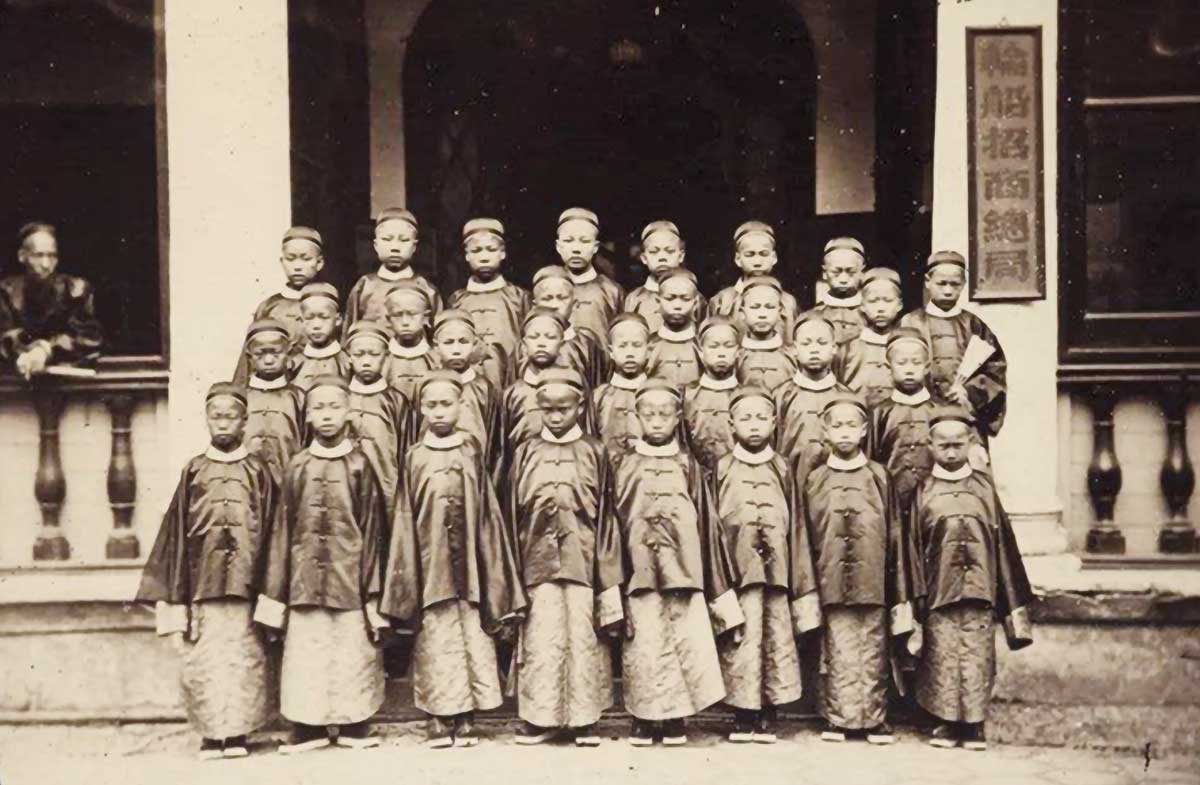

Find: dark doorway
[403,0,818,297]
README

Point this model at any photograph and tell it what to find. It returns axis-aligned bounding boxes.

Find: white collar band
[823,292,862,308]
[634,438,680,457]
[248,374,288,391]
[827,452,868,471]
[278,285,302,301]
[563,326,578,342]
[733,443,775,465]
[377,265,414,282]
[304,341,342,359]
[742,334,783,350]
[541,425,583,444]
[610,373,646,391]
[793,371,836,391]
[389,339,430,359]
[466,275,507,293]
[926,301,962,318]
[933,463,973,481]
[658,325,696,343]
[567,267,598,285]
[459,367,477,385]
[859,327,889,346]
[206,444,248,463]
[350,377,387,395]
[423,430,465,449]
[644,277,660,293]
[310,439,353,459]
[699,373,737,391]
[891,388,931,406]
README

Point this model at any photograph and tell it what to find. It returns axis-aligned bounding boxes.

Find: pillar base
[1086,527,1126,556]
[1159,526,1198,555]
[33,534,71,562]
[105,533,141,560]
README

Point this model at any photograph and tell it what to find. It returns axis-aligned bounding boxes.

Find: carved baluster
[32,392,70,561]
[1158,381,1196,554]
[105,394,140,559]
[1085,385,1125,555]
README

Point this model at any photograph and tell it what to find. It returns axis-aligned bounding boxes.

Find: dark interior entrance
[403,0,818,297]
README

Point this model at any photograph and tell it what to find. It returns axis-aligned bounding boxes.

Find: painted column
[165,0,292,471]
[934,0,1066,554]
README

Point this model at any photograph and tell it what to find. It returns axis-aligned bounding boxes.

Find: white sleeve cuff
[154,602,188,636]
[595,584,623,629]
[253,595,288,629]
[890,601,915,636]
[364,602,389,630]
[1004,606,1034,649]
[708,589,745,636]
[791,592,823,635]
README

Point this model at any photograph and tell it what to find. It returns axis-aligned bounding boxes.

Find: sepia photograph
[0,1,1197,783]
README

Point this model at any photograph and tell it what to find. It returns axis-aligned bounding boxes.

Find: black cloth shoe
[198,738,223,761]
[661,718,687,746]
[928,723,960,749]
[279,724,330,755]
[453,713,479,748]
[515,721,555,746]
[820,722,847,743]
[752,709,778,744]
[962,722,988,751]
[574,724,602,747]
[426,716,454,749]
[729,710,755,743]
[336,722,380,749]
[221,735,249,758]
[866,722,896,745]
[629,719,655,747]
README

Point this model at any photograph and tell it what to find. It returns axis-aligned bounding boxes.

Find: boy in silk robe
[383,281,438,402]
[870,329,989,516]
[136,383,280,760]
[519,265,608,389]
[506,369,624,747]
[774,315,851,490]
[289,283,350,392]
[591,313,651,465]
[803,394,915,745]
[382,370,528,749]
[624,220,707,334]
[2,222,104,379]
[900,250,1007,441]
[735,277,798,391]
[614,379,744,747]
[346,207,443,333]
[231,226,322,384]
[430,309,503,476]
[909,409,1033,751]
[646,268,704,390]
[256,375,390,754]
[713,387,820,744]
[555,207,624,348]
[345,321,413,521]
[708,221,800,340]
[448,218,530,389]
[242,319,305,486]
[682,316,740,472]
[802,237,867,345]
[834,267,904,410]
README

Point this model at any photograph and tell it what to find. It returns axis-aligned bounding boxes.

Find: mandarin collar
[466,275,507,293]
[423,430,464,450]
[389,338,430,359]
[349,377,387,395]
[303,341,342,359]
[792,371,836,391]
[205,444,248,463]
[278,285,302,301]
[742,333,783,350]
[633,438,680,457]
[377,265,414,282]
[859,327,889,346]
[933,463,973,481]
[567,267,598,285]
[310,439,353,459]
[523,367,544,386]
[733,443,775,465]
[248,374,287,391]
[540,425,583,444]
[658,324,696,343]
[827,452,868,471]
[458,367,478,385]
[822,291,862,308]
[610,373,646,391]
[643,277,660,293]
[699,373,737,391]
[891,388,931,406]
[926,301,962,318]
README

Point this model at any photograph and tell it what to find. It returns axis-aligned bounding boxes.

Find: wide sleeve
[136,464,193,634]
[785,461,822,635]
[342,278,365,337]
[51,279,103,363]
[993,490,1035,650]
[476,453,529,632]
[592,446,625,630]
[884,469,916,638]
[380,457,423,625]
[965,315,1007,438]
[253,457,295,629]
[483,385,505,489]
[693,459,744,635]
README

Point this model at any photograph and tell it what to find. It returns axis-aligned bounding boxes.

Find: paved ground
[0,721,1196,785]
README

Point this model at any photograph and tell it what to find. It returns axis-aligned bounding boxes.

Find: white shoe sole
[514,733,554,746]
[752,733,778,744]
[963,741,988,751]
[661,736,687,747]
[628,737,654,747]
[728,732,754,744]
[820,731,846,743]
[453,736,479,748]
[198,749,224,761]
[279,738,331,755]
[866,734,895,746]
[929,738,959,749]
[426,737,453,749]
[222,746,249,758]
[336,737,380,749]
[574,736,602,747]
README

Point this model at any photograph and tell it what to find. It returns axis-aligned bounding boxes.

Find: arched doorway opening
[402,0,817,297]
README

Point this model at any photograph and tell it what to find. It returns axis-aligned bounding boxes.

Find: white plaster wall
[934,0,1063,548]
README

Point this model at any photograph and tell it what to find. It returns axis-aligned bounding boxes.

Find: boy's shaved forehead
[420,379,460,401]
[659,275,698,295]
[795,318,834,338]
[930,419,971,440]
[635,389,680,410]
[610,319,649,340]
[557,218,598,237]
[822,401,867,424]
[536,382,584,404]
[385,288,429,309]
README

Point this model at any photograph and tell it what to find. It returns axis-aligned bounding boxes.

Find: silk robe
[567,270,624,348]
[449,279,530,385]
[803,300,866,345]
[288,343,352,392]
[833,328,895,410]
[773,375,852,489]
[624,280,708,335]
[647,329,703,390]
[347,383,414,520]
[708,280,801,342]
[245,382,305,486]
[590,380,643,466]
[231,289,304,384]
[736,338,798,391]
[386,339,438,403]
[682,379,737,473]
[344,268,442,333]
[0,272,104,366]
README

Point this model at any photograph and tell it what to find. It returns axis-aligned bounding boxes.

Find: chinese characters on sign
[967,28,1046,300]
